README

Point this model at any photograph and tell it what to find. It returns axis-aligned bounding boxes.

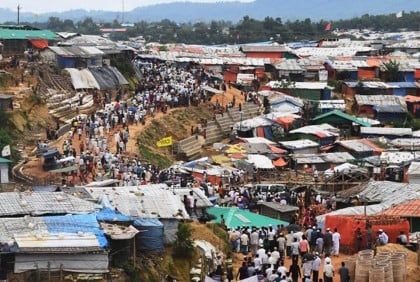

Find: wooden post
[47,261,51,282]
[60,264,63,282]
[417,236,420,266]
[133,236,136,266]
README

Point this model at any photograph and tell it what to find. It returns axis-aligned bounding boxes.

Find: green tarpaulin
[207,206,288,229]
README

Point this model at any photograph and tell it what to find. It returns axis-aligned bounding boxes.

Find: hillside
[1,0,419,23]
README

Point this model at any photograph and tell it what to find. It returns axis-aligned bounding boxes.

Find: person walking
[312,252,321,282]
[323,260,334,282]
[339,261,350,282]
[332,228,341,256]
[288,260,302,282]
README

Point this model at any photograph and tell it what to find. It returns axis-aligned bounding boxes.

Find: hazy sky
[4,0,254,13]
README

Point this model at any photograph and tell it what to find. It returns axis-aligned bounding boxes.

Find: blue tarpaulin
[133,218,164,252]
[96,208,133,222]
[44,214,107,248]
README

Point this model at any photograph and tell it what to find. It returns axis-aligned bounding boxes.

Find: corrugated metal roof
[49,46,104,57]
[381,199,420,218]
[240,45,290,53]
[279,139,319,149]
[355,94,406,107]
[83,184,189,219]
[317,180,420,228]
[290,124,339,137]
[361,127,412,137]
[312,110,372,127]
[0,28,57,40]
[0,192,96,217]
[337,139,379,153]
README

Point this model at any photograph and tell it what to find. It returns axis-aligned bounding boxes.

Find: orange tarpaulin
[273,158,287,167]
[268,144,287,154]
[30,39,48,49]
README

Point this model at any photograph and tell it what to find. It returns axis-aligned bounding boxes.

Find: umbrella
[286,224,301,232]
[128,106,137,113]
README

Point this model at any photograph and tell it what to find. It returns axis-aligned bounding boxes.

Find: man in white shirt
[332,228,341,256]
[277,260,287,278]
[312,252,321,282]
[240,232,249,254]
[250,229,260,256]
[323,260,334,282]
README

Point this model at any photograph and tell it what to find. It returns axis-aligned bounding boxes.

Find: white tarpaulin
[247,154,275,169]
[14,253,109,273]
[65,68,100,90]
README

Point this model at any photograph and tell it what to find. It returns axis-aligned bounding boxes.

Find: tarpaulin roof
[88,66,128,90]
[272,158,287,167]
[15,253,108,274]
[65,66,127,90]
[207,207,289,229]
[0,214,106,252]
[247,154,275,169]
[0,28,57,40]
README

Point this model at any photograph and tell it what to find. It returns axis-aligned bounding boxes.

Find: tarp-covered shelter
[316,180,420,230]
[0,192,96,217]
[65,66,128,90]
[133,218,164,252]
[83,184,188,243]
[207,207,289,229]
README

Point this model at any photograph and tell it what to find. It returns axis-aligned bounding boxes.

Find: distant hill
[1,0,419,23]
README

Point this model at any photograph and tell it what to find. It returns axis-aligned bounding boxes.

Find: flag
[324,22,332,31]
[156,136,173,147]
[1,145,10,157]
[396,11,403,18]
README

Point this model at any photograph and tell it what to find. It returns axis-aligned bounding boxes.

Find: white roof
[407,162,420,175]
[361,127,412,137]
[0,192,96,216]
[247,154,275,169]
[84,184,189,219]
[380,151,420,164]
[239,137,276,145]
[289,124,339,137]
[266,81,328,90]
[14,233,99,249]
[279,139,319,149]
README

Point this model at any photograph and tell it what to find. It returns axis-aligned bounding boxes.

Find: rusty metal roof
[381,199,420,218]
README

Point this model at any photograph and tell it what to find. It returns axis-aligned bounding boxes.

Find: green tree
[172,223,194,259]
[77,17,101,35]
[383,60,400,82]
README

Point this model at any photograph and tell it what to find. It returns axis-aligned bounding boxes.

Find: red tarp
[30,39,49,49]
[273,158,287,167]
[324,215,409,253]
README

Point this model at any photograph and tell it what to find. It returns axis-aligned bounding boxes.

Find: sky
[3,0,254,13]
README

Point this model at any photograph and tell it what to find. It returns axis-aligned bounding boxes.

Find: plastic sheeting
[14,253,109,274]
[66,68,100,90]
[96,208,133,222]
[44,214,107,248]
[133,218,164,252]
[89,66,126,90]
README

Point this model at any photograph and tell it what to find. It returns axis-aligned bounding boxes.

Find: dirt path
[21,86,246,182]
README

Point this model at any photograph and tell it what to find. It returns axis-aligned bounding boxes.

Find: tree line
[5,11,420,44]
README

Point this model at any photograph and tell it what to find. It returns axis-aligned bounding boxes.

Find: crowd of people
[51,60,229,187]
[215,224,347,282]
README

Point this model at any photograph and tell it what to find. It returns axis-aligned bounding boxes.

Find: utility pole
[121,0,125,24]
[17,4,21,25]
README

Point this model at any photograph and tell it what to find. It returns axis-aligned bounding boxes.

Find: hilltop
[1,0,419,23]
